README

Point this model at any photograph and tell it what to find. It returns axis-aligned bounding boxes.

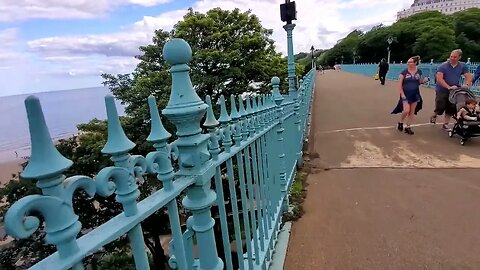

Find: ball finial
[271,76,280,85]
[163,38,192,65]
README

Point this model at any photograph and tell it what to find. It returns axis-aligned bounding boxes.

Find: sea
[0,87,125,163]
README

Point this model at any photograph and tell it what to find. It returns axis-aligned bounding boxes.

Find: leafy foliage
[317,8,480,65]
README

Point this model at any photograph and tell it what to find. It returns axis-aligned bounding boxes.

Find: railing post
[294,80,303,168]
[283,23,297,95]
[5,96,96,270]
[271,76,289,212]
[99,96,150,270]
[146,95,188,270]
[161,38,223,270]
[206,95,234,269]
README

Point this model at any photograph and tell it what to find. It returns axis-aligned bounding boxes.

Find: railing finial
[238,96,246,117]
[147,95,171,143]
[102,95,135,155]
[218,95,232,124]
[22,96,73,179]
[230,94,240,120]
[245,96,253,115]
[162,38,206,131]
[204,95,219,128]
[271,76,284,105]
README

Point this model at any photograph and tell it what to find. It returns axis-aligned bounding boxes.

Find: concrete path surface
[284,70,480,269]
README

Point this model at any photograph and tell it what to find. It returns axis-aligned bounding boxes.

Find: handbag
[374,73,379,80]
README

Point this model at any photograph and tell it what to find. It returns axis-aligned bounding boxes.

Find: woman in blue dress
[393,56,429,135]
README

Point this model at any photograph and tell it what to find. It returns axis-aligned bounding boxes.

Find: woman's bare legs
[406,102,417,127]
[400,101,410,123]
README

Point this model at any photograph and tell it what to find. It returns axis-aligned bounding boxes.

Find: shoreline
[0,159,23,186]
[0,134,78,186]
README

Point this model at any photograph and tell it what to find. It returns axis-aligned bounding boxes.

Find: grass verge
[283,170,308,222]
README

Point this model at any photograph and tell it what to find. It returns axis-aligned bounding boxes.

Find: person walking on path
[430,49,473,130]
[378,58,389,85]
[392,56,429,135]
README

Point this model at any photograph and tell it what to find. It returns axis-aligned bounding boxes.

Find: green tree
[452,8,480,59]
[316,9,480,64]
[322,30,363,66]
[413,26,457,61]
[173,8,288,99]
[103,8,289,127]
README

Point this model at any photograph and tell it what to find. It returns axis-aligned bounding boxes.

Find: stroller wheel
[460,139,467,145]
[448,130,454,137]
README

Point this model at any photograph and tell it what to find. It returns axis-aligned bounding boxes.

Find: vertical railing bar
[183,217,195,269]
[213,168,234,270]
[254,137,267,237]
[167,200,190,270]
[225,158,245,270]
[146,95,188,270]
[235,150,254,269]
[250,141,265,252]
[101,95,150,270]
[243,146,260,264]
[205,95,233,270]
[258,135,271,233]
[266,129,276,227]
[236,95,255,269]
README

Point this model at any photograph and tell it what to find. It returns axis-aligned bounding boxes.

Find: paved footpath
[284,70,480,269]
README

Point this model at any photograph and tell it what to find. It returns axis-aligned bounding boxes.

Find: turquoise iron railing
[3,38,316,270]
[341,62,480,95]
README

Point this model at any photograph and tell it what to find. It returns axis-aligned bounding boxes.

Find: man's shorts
[434,90,456,116]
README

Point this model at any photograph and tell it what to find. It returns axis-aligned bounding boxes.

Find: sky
[0,0,413,97]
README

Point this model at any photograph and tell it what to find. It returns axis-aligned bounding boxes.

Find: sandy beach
[0,160,23,186]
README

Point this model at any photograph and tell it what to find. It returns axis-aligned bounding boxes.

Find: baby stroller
[448,88,480,145]
[449,118,480,145]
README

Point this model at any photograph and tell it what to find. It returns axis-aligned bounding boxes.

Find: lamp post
[387,36,393,64]
[310,45,315,69]
[280,0,297,95]
[341,55,344,64]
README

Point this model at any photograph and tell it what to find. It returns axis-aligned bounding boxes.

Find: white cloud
[28,31,150,57]
[25,0,411,59]
[0,0,172,21]
[2,0,417,96]
[0,28,24,62]
[39,56,140,77]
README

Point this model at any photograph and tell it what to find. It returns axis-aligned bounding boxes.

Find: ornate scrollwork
[95,166,140,216]
[5,195,81,247]
[63,176,96,206]
[95,167,132,197]
[127,155,147,178]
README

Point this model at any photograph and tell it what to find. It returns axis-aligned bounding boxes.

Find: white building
[397,0,480,20]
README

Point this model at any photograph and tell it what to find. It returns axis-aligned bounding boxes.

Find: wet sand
[0,160,23,186]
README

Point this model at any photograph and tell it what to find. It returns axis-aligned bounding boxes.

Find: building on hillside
[397,0,480,20]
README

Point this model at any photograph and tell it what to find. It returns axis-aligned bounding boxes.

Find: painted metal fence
[3,38,316,270]
[341,62,480,95]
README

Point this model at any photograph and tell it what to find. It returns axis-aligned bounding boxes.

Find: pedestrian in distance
[377,58,389,85]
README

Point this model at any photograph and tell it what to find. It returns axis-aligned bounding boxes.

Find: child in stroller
[449,98,480,145]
